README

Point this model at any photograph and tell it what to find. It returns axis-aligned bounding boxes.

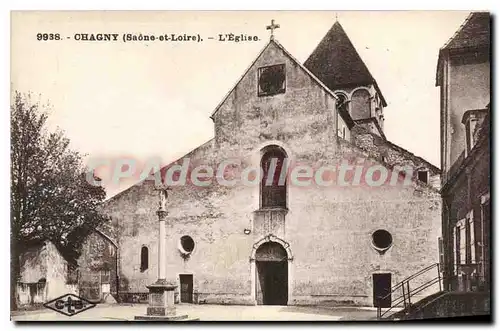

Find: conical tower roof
[304,21,387,106]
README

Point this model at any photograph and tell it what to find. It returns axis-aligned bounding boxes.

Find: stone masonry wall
[352,125,441,190]
[103,40,442,306]
[78,231,118,300]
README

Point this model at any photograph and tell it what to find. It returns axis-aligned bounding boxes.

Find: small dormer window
[462,109,488,156]
[258,64,286,97]
[417,170,428,184]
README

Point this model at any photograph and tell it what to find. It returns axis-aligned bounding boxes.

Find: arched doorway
[255,242,288,305]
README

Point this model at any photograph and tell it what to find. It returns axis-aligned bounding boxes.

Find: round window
[179,235,195,254]
[371,229,393,251]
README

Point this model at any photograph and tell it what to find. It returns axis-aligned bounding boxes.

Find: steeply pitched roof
[436,12,490,86]
[441,12,490,51]
[21,240,72,265]
[304,21,387,107]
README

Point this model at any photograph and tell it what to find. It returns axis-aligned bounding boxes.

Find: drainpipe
[442,197,451,291]
[334,99,339,148]
[115,248,119,300]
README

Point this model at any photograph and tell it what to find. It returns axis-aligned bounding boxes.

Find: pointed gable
[209,38,358,148]
[304,21,387,107]
[210,39,341,120]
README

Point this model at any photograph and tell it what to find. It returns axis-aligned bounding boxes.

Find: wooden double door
[256,260,288,305]
[255,242,288,305]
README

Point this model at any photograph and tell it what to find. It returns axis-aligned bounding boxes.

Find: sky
[11,11,470,198]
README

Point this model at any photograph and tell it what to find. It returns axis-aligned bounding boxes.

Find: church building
[99,20,442,307]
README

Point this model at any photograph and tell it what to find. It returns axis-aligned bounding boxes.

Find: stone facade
[351,125,441,190]
[77,230,118,302]
[101,36,442,307]
[17,241,77,306]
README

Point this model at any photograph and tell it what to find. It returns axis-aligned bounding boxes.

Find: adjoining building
[436,12,491,298]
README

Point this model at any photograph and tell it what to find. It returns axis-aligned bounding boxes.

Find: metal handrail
[407,277,440,299]
[383,263,438,302]
[377,263,442,320]
[379,290,406,318]
[399,263,439,285]
[387,263,439,293]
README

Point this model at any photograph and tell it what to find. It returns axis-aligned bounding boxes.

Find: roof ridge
[384,139,441,173]
[271,39,339,101]
[353,123,440,172]
[93,229,118,248]
[304,20,387,107]
[209,41,272,119]
[302,20,339,73]
[338,138,441,193]
[210,38,340,120]
[103,138,215,202]
[441,12,474,50]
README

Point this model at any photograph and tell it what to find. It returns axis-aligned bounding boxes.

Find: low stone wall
[17,282,79,307]
[290,295,369,307]
[195,293,254,305]
[117,292,148,303]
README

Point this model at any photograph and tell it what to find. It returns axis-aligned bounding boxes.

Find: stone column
[157,209,167,281]
[135,186,191,321]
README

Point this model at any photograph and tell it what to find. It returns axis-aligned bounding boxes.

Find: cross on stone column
[156,184,170,213]
[154,184,170,280]
[266,19,280,40]
[135,184,194,320]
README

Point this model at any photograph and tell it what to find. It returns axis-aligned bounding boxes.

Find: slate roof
[304,21,387,107]
[441,12,490,50]
[436,12,490,86]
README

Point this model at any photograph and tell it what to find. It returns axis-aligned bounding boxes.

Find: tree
[10,91,108,309]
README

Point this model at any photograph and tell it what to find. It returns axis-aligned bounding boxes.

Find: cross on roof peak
[266,19,280,40]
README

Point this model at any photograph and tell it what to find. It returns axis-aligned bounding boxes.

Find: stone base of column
[135,279,197,321]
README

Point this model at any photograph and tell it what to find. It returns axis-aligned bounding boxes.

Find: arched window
[260,145,287,208]
[351,89,371,120]
[335,93,349,114]
[140,246,148,272]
